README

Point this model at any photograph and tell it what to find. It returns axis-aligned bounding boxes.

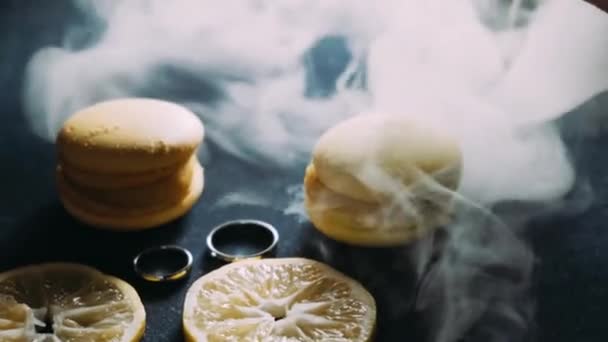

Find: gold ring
[133,245,193,282]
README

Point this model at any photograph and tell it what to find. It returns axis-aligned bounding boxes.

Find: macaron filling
[57,158,203,215]
[305,162,452,246]
[57,159,204,229]
[58,156,196,208]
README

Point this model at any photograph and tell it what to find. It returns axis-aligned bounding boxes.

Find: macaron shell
[57,158,205,231]
[56,98,204,174]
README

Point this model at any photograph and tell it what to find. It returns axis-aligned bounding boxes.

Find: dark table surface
[2,1,608,342]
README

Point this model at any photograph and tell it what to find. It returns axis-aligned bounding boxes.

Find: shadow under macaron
[0,200,191,276]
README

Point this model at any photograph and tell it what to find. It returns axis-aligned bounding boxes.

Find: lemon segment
[0,263,145,342]
[183,258,376,342]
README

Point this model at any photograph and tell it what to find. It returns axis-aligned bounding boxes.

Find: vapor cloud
[22,0,608,340]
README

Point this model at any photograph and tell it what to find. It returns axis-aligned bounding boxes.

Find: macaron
[57,98,203,174]
[55,98,205,230]
[304,114,462,246]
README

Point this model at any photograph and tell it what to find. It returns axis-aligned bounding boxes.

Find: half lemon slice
[183,258,376,342]
[0,263,145,342]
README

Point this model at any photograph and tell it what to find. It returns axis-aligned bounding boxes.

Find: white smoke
[23,0,608,203]
[22,0,608,341]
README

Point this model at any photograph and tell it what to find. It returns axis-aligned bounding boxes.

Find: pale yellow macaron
[304,114,462,246]
[55,98,205,231]
[57,97,204,175]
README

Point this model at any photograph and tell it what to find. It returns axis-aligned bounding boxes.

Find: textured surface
[0,263,146,342]
[1,1,608,342]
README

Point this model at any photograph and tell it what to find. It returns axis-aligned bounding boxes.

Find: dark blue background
[1,1,608,341]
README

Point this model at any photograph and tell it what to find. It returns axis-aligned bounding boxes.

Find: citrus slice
[183,258,376,342]
[0,263,146,342]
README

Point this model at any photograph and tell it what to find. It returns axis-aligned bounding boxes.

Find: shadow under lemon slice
[182,258,376,342]
[0,263,145,342]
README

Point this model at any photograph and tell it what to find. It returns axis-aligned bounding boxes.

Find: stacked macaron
[304,114,463,246]
[56,98,205,230]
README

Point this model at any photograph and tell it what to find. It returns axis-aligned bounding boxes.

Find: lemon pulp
[183,258,376,342]
[0,263,145,342]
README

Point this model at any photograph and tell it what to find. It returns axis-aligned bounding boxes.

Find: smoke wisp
[22,0,608,341]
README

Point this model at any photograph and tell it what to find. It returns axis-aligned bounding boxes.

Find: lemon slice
[0,263,146,342]
[183,258,376,342]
